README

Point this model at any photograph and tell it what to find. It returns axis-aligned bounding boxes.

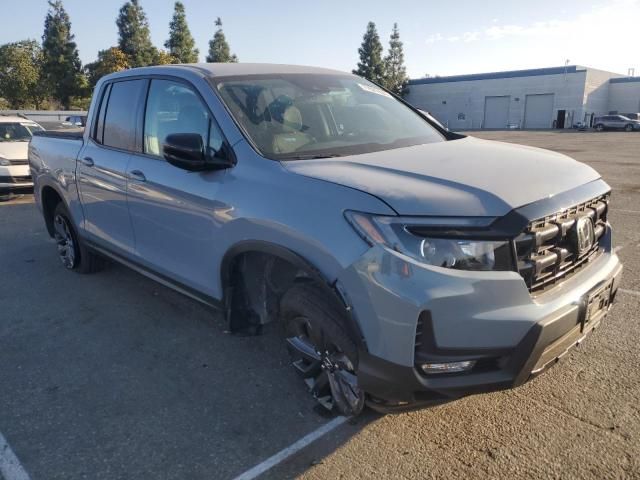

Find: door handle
[80,156,94,167]
[128,170,146,182]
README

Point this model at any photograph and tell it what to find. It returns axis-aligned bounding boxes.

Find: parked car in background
[0,115,44,195]
[29,64,622,416]
[63,115,88,127]
[622,113,640,121]
[593,115,640,132]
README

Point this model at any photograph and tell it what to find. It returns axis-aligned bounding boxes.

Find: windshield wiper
[279,153,344,160]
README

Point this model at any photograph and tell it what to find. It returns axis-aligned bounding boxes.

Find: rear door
[126,77,230,297]
[77,78,146,255]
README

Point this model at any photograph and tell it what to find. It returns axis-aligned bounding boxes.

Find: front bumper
[0,175,33,189]
[338,226,622,410]
[0,165,33,190]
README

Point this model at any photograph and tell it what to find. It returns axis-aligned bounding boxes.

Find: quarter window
[102,79,146,151]
[143,79,224,157]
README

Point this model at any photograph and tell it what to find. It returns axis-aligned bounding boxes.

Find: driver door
[126,78,230,297]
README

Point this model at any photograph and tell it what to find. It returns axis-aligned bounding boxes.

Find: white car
[0,115,44,194]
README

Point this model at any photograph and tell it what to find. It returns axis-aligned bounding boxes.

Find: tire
[52,202,103,273]
[625,124,634,132]
[280,282,365,416]
[595,124,604,132]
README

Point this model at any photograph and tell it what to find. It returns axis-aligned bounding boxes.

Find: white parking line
[231,416,348,480]
[615,209,640,215]
[0,431,31,480]
[619,288,640,298]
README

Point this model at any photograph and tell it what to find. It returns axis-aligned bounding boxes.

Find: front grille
[515,193,609,293]
[0,175,32,184]
[7,159,28,165]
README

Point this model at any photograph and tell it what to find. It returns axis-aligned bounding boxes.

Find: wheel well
[221,244,365,347]
[41,186,63,237]
[223,250,308,334]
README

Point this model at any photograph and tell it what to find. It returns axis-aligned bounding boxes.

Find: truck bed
[32,129,84,140]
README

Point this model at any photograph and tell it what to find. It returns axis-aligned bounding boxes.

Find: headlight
[345,211,514,271]
[0,156,10,166]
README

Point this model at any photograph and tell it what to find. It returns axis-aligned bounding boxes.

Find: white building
[405,66,640,130]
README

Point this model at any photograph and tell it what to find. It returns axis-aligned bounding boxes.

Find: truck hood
[282,136,600,217]
[0,141,29,160]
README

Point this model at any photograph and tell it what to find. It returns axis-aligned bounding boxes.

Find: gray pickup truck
[29,64,622,415]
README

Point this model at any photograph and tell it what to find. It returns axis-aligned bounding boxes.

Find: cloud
[483,0,640,42]
[425,33,443,45]
[462,31,480,42]
[485,24,524,39]
[429,31,480,44]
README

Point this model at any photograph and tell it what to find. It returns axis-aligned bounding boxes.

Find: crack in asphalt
[520,394,629,441]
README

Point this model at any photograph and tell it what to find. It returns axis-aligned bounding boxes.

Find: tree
[353,21,385,85]
[383,23,408,96]
[165,1,198,63]
[206,18,238,63]
[116,0,156,67]
[41,1,84,108]
[152,49,175,65]
[85,47,130,88]
[0,40,46,109]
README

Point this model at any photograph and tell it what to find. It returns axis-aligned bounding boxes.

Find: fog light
[420,360,476,374]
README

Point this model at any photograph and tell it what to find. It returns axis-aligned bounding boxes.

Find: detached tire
[280,282,365,416]
[52,202,103,274]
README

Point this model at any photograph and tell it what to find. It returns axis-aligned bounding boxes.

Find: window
[102,79,146,151]
[0,122,43,142]
[214,74,444,160]
[143,79,224,157]
[93,83,111,144]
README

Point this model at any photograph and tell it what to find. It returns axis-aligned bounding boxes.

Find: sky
[1,0,639,79]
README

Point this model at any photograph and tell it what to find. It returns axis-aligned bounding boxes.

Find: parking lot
[1,131,639,479]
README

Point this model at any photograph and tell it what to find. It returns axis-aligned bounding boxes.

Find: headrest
[282,106,303,132]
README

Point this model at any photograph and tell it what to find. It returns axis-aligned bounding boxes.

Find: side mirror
[163,133,234,172]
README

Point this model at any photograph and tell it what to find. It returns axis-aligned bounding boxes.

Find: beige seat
[272,106,314,154]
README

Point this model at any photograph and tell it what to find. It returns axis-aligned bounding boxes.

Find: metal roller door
[483,96,510,129]
[524,94,554,128]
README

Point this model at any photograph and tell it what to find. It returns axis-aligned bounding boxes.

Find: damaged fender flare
[220,240,367,350]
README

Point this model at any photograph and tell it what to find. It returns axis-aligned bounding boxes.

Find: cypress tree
[116,0,156,67]
[165,1,198,63]
[353,21,385,85]
[383,23,408,95]
[41,0,83,108]
[206,18,238,63]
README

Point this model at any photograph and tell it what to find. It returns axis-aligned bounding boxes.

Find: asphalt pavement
[0,131,639,479]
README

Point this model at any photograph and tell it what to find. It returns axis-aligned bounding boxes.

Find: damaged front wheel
[281,283,365,416]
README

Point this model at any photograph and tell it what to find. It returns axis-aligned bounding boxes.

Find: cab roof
[108,62,351,81]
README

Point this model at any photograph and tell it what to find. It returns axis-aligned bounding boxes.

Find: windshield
[214,74,445,160]
[0,122,44,142]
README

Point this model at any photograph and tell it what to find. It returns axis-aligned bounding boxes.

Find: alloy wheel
[53,214,76,269]
[285,316,365,416]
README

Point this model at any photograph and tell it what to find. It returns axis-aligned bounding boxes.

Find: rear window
[102,79,146,151]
